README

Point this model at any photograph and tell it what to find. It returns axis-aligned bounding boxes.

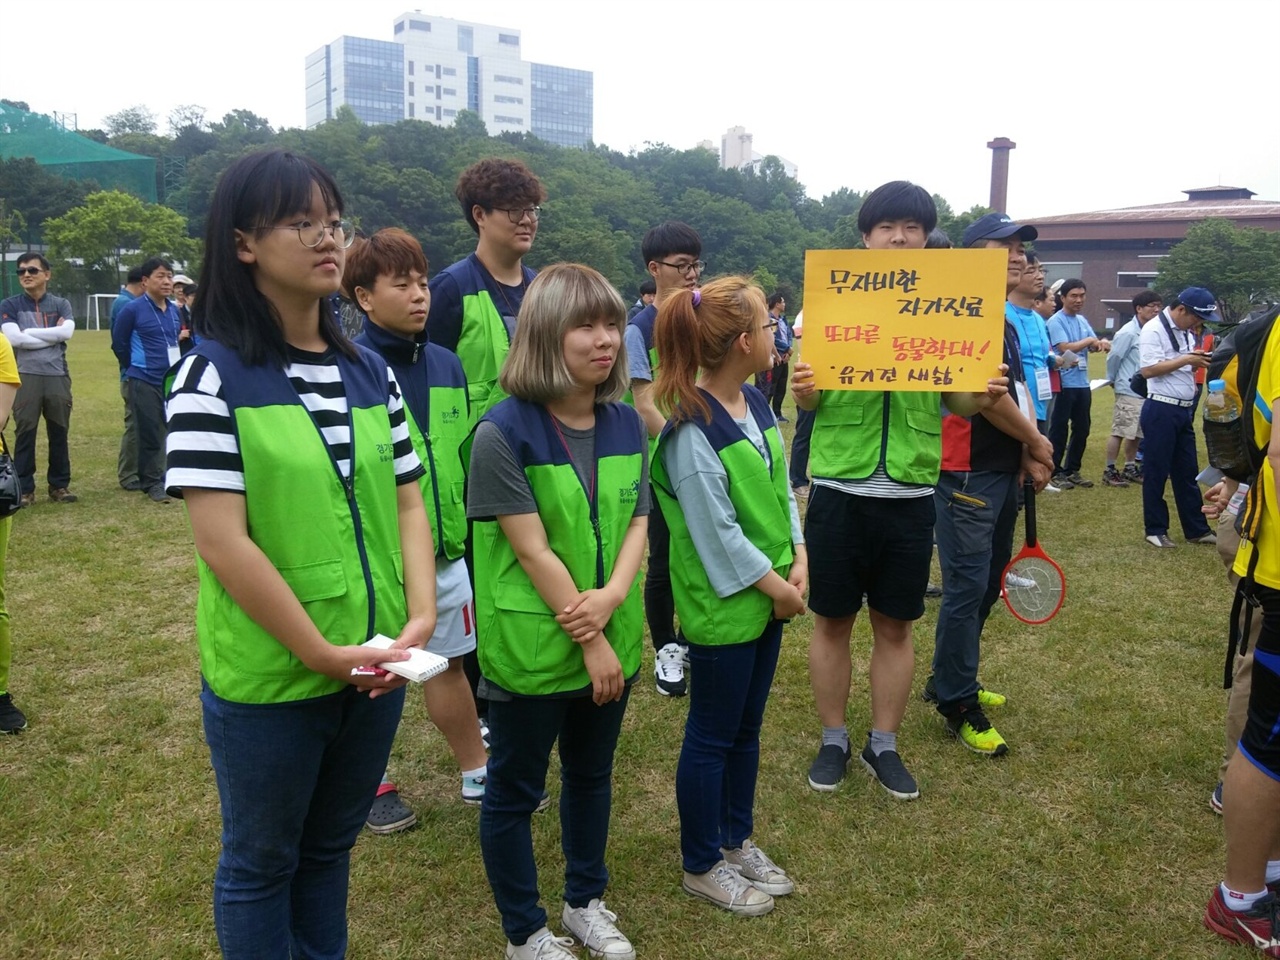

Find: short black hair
[1132,289,1162,310]
[641,221,702,265]
[639,278,656,296]
[856,181,938,235]
[16,252,50,271]
[767,291,785,310]
[125,265,146,285]
[138,257,172,278]
[1058,278,1086,297]
[924,228,952,249]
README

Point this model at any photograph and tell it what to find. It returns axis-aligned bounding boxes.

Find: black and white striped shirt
[165,346,423,495]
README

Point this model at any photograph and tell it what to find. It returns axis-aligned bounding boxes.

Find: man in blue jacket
[111,258,180,503]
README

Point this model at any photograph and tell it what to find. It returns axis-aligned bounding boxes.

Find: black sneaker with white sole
[807,743,850,791]
[859,742,920,800]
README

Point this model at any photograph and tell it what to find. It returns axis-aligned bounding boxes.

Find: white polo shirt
[1139,309,1198,401]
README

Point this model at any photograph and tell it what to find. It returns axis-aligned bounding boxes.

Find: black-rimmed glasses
[270,219,355,249]
[494,206,541,224]
[17,267,43,276]
[657,259,705,277]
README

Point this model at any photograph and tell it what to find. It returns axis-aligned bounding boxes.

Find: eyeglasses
[17,267,44,276]
[657,259,705,277]
[270,219,355,249]
[494,206,541,224]
[762,319,779,332]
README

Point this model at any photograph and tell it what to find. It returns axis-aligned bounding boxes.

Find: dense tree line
[4,101,998,305]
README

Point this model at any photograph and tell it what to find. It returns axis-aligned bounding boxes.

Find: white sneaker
[1043,483,1062,494]
[721,839,794,895]
[1004,571,1036,590]
[1144,534,1176,549]
[506,926,577,960]
[562,899,635,959]
[654,642,686,697]
[682,859,775,916]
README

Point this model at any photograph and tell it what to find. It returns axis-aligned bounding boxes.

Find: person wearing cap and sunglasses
[1136,287,1218,548]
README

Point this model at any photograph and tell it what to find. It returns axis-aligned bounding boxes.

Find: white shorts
[425,557,476,659]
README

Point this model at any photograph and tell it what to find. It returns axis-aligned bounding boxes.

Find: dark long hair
[192,150,356,366]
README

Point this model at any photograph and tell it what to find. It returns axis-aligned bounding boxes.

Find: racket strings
[1003,557,1065,622]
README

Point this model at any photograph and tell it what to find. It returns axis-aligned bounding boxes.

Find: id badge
[167,345,181,366]
[1035,366,1052,401]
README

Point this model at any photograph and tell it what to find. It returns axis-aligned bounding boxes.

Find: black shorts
[1239,585,1280,781]
[803,486,935,622]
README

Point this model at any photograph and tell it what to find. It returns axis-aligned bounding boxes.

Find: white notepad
[361,634,449,683]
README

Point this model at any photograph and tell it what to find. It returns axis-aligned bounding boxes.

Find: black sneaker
[1122,464,1144,484]
[807,743,851,792]
[1100,467,1130,488]
[1051,472,1075,490]
[859,741,919,800]
[1066,471,1094,489]
[0,692,28,733]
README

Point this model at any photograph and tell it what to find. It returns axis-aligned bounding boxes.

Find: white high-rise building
[305,12,593,148]
[716,125,798,179]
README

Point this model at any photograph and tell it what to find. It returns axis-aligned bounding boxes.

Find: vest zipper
[416,371,448,560]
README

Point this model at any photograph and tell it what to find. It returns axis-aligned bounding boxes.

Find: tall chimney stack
[987,137,1016,212]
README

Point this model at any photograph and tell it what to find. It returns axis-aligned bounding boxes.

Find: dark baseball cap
[962,213,1038,247]
[1175,287,1221,323]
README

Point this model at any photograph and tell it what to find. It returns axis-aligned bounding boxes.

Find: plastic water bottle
[1204,378,1251,477]
[1204,379,1239,423]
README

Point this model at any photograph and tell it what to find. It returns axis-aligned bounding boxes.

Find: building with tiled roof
[1028,187,1280,328]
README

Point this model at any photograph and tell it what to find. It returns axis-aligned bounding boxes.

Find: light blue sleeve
[661,422,773,598]
[624,325,652,383]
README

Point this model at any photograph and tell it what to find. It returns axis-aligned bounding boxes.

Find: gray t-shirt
[467,405,650,701]
[661,409,803,598]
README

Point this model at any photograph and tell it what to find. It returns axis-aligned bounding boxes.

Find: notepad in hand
[361,634,449,683]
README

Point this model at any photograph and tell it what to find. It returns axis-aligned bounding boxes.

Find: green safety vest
[183,341,406,704]
[809,389,942,486]
[653,387,794,645]
[471,398,645,695]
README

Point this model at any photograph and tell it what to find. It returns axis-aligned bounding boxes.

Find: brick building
[1028,187,1280,333]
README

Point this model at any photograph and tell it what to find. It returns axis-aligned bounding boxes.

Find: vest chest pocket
[904,406,941,435]
[491,579,574,683]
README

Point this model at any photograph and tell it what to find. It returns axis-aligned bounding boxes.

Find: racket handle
[1024,477,1037,548]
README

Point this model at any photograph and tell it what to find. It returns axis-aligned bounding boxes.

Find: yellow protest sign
[800,248,1008,391]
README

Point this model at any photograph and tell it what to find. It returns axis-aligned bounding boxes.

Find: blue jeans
[677,620,783,873]
[201,682,405,960]
[932,472,1019,712]
[481,689,630,946]
[1138,400,1211,539]
[644,492,678,651]
[789,407,814,488]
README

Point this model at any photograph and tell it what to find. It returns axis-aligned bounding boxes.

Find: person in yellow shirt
[0,333,24,733]
[1204,316,1280,952]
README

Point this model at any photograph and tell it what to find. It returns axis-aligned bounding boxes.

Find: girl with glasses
[651,277,807,917]
[164,149,438,958]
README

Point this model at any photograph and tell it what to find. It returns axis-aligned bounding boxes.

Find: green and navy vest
[622,303,661,447]
[355,324,470,561]
[183,340,407,704]
[653,386,794,646]
[440,254,536,419]
[809,389,941,486]
[471,398,645,695]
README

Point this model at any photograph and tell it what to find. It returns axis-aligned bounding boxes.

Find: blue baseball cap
[962,213,1038,247]
[1175,287,1221,323]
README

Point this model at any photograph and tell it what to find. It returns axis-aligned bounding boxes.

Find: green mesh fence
[0,103,156,201]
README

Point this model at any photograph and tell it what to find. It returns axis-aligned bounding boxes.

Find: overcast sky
[5,0,1277,220]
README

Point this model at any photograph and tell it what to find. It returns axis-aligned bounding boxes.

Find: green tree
[0,201,27,298]
[43,190,198,285]
[104,105,157,137]
[1156,218,1280,322]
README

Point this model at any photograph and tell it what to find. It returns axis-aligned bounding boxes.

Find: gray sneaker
[859,742,920,800]
[506,927,577,960]
[561,899,635,959]
[722,839,794,895]
[682,860,775,916]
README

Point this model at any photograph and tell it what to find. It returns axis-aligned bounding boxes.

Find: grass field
[0,332,1248,959]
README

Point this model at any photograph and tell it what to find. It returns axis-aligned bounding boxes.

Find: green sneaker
[922,675,1006,708]
[944,707,1009,757]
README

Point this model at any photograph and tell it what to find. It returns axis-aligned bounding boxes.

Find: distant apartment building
[703,126,798,179]
[305,12,593,147]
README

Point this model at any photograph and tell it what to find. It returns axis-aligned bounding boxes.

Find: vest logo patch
[441,405,462,423]
[376,442,395,462]
[619,478,640,506]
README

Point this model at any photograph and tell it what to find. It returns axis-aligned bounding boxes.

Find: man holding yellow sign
[794,181,1013,800]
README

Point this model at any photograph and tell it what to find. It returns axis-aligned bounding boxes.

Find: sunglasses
[17,266,44,276]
